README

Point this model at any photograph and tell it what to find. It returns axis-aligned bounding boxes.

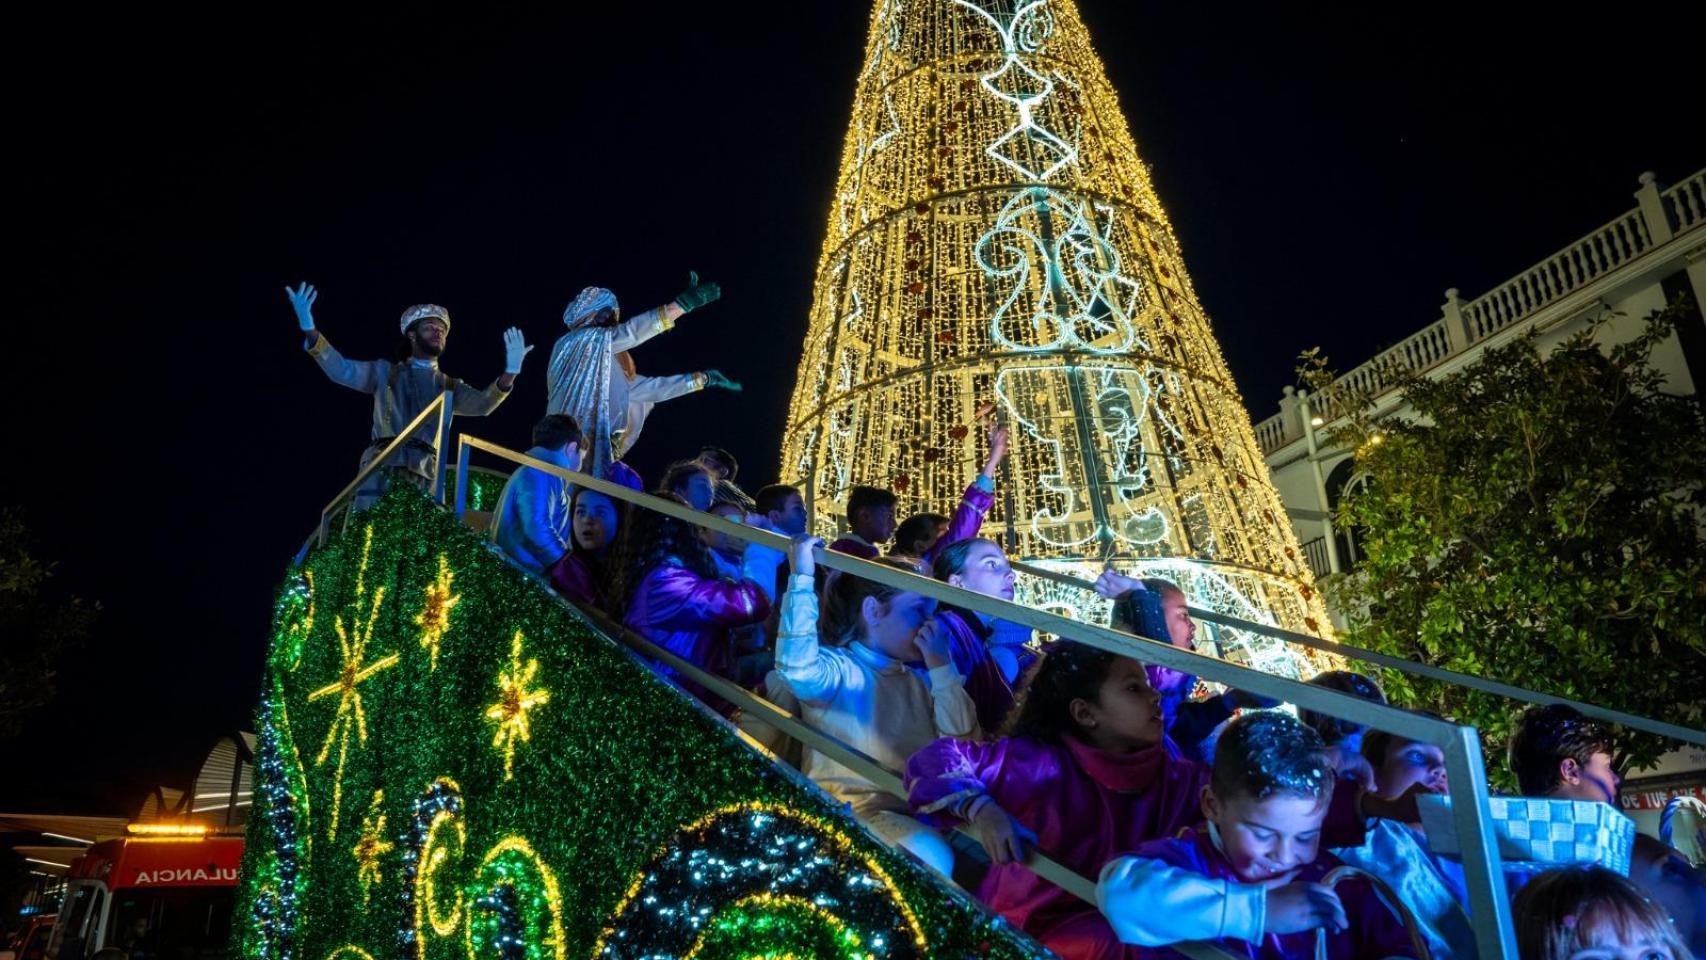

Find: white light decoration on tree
[781,0,1335,674]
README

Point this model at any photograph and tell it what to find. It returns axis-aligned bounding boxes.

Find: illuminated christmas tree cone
[780,0,1335,676]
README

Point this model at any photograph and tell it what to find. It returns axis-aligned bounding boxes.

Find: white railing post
[1635,171,1674,245]
[1441,287,1471,352]
[1298,390,1342,576]
[1278,385,1304,443]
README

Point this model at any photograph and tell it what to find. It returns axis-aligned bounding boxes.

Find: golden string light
[309,526,400,839]
[352,790,394,903]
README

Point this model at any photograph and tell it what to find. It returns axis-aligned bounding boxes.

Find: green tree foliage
[0,508,98,738]
[1300,303,1706,779]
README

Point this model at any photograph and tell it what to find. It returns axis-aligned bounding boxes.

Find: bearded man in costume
[288,281,532,505]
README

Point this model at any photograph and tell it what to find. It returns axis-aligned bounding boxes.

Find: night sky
[4,4,1701,813]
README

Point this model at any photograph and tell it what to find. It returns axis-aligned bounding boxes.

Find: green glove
[673,271,722,313]
[704,369,742,392]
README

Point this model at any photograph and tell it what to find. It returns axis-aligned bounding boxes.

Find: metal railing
[314,389,454,548]
[1299,536,1331,581]
[451,436,1544,957]
[1009,559,1705,749]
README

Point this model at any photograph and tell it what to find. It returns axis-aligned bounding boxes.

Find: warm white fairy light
[781,0,1335,667]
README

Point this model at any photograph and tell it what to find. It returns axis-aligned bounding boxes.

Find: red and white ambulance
[46,825,242,960]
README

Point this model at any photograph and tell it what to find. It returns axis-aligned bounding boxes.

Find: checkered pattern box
[1417,794,1634,875]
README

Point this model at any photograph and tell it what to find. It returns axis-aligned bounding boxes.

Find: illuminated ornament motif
[351,790,393,905]
[958,0,1078,181]
[593,802,926,959]
[276,571,315,672]
[979,189,1141,354]
[463,838,565,960]
[413,554,461,672]
[782,0,1335,671]
[323,948,376,960]
[397,779,466,960]
[308,526,400,841]
[485,631,551,782]
[681,894,871,960]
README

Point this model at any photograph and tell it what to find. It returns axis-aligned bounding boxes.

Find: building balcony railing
[1253,167,1705,455]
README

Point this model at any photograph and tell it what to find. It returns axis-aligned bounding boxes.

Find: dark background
[4,4,1701,812]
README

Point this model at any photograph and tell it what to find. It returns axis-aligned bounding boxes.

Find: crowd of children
[299,283,1699,960]
[475,409,1702,959]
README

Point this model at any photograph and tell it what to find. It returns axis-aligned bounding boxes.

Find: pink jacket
[622,560,770,714]
[907,735,1208,950]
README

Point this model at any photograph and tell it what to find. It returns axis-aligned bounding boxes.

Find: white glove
[503,327,533,375]
[285,282,317,332]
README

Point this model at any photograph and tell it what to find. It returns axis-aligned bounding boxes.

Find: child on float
[1513,865,1695,960]
[1297,670,1388,791]
[769,535,976,876]
[927,536,1031,731]
[829,425,1010,562]
[906,639,1421,959]
[1097,710,1423,958]
[1510,705,1705,954]
[1337,707,1477,960]
[904,640,1199,957]
[610,493,770,714]
[547,484,626,610]
[656,458,717,512]
[1097,570,1279,761]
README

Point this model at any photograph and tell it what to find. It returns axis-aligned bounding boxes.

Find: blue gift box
[1416,794,1634,875]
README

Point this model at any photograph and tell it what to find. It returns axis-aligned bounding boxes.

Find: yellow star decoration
[352,789,394,904]
[414,554,461,671]
[485,630,550,781]
[309,526,400,840]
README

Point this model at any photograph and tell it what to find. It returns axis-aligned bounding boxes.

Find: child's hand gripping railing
[451,436,1546,958]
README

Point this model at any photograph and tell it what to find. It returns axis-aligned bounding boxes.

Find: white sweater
[772,574,978,816]
[1097,848,1268,946]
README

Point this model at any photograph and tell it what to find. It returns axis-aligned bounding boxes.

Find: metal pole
[453,439,472,520]
[1442,725,1518,958]
[433,388,453,504]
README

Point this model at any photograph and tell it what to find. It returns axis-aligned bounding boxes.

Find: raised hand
[969,801,1037,865]
[1263,882,1347,935]
[1093,569,1143,600]
[982,423,1011,476]
[673,271,722,313]
[503,327,534,375]
[285,282,318,332]
[704,369,743,391]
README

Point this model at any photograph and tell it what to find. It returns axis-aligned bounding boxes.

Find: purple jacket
[622,560,770,714]
[933,609,1017,732]
[906,735,1209,952]
[547,552,602,609]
